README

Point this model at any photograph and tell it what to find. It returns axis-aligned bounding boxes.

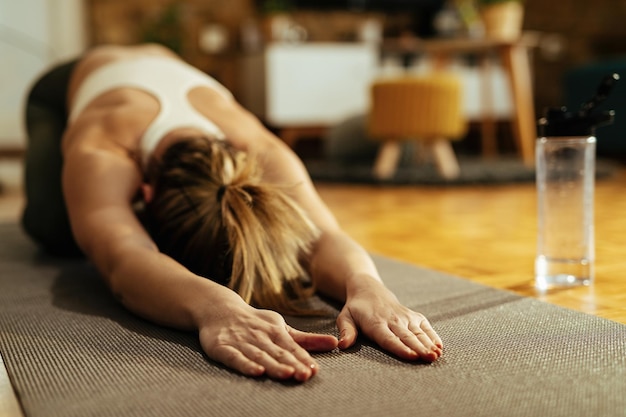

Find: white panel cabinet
[240,43,379,128]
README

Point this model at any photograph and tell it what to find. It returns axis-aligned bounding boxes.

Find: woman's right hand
[198,304,338,382]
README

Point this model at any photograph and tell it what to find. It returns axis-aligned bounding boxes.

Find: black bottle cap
[538,73,619,137]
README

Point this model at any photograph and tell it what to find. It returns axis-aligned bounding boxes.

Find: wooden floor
[1,157,625,325]
[316,165,626,325]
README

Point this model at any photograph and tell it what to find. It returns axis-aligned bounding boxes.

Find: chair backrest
[368,73,467,141]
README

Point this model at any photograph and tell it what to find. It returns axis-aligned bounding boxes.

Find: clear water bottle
[535,74,618,291]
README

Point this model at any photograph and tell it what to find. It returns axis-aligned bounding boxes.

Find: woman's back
[62,44,242,166]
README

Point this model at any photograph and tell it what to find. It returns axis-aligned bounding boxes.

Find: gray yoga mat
[0,222,625,417]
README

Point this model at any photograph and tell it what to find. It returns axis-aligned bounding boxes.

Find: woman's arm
[308,230,443,362]
[62,139,337,381]
[245,131,443,362]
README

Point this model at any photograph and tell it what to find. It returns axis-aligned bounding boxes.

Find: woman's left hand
[336,277,443,362]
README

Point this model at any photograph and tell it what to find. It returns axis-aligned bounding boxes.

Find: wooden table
[383,32,540,165]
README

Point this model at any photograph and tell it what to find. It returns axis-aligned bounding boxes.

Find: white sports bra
[68,56,233,168]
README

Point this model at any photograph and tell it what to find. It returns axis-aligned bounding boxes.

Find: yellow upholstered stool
[368,73,467,179]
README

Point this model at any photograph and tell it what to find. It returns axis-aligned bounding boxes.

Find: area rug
[305,157,619,185]
[1,222,625,417]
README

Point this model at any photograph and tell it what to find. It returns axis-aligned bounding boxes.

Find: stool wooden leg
[373,141,402,179]
[430,139,460,179]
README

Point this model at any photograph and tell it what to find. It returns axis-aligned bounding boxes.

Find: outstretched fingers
[353,316,442,362]
[418,318,443,350]
[210,338,311,381]
[336,311,358,349]
[270,328,325,381]
[287,326,339,352]
[389,318,442,362]
[211,344,267,377]
[205,324,337,382]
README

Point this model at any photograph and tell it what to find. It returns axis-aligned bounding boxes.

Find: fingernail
[295,366,313,382]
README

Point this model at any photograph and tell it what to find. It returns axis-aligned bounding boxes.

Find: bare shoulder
[62,139,148,259]
[62,131,143,214]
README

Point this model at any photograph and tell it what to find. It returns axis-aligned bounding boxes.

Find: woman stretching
[22,43,442,382]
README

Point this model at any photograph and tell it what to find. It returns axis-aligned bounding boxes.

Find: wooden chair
[368,73,467,179]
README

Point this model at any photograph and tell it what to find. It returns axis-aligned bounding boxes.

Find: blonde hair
[146,136,321,315]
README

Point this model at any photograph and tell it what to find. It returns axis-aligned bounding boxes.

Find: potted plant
[259,0,297,42]
[476,0,525,41]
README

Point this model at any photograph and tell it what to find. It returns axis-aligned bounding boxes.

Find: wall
[87,0,626,118]
[84,0,391,99]
[0,0,87,146]
[4,0,623,147]
[86,0,257,96]
[524,0,626,114]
